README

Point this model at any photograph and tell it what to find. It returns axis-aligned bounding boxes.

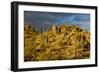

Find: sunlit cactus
[24,24,90,61]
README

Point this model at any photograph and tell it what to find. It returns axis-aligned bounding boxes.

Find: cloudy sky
[24,11,90,31]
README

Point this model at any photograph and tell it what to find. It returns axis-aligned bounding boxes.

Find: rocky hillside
[24,24,90,61]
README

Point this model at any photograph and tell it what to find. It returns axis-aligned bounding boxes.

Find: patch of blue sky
[24,11,90,31]
[55,14,90,31]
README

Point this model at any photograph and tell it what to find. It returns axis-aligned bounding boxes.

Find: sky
[24,11,90,31]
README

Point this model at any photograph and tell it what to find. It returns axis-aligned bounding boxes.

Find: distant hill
[24,24,90,61]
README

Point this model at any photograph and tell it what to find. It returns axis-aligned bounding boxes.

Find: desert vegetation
[24,24,90,62]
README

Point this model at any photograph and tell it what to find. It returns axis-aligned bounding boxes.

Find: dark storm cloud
[24,11,90,31]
